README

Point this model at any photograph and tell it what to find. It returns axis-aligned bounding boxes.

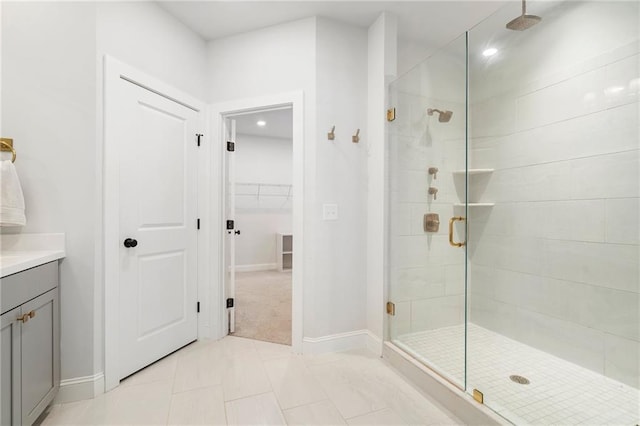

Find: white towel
[0,159,26,226]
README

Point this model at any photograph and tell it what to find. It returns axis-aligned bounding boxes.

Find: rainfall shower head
[506,0,541,31]
[427,108,453,123]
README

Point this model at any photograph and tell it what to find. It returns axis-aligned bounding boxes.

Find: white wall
[96,2,207,100]
[1,1,98,382]
[468,0,639,388]
[235,134,292,186]
[1,1,207,388]
[206,19,316,105]
[235,133,292,269]
[314,18,369,337]
[207,17,371,339]
[207,18,318,340]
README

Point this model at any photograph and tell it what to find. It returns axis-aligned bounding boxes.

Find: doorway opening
[224,107,293,346]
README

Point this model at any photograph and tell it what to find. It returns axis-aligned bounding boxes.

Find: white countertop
[1,250,66,278]
[0,233,66,277]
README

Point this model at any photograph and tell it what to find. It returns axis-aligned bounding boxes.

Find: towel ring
[0,139,16,163]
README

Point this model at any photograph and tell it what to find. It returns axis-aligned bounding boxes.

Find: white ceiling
[234,108,293,139]
[157,1,509,47]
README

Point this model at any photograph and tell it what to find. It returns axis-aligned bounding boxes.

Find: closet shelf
[452,169,494,175]
[235,182,292,199]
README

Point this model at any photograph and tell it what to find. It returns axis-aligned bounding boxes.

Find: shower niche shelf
[452,168,494,175]
[454,203,495,207]
[452,169,495,207]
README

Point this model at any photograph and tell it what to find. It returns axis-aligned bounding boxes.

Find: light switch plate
[323,204,338,220]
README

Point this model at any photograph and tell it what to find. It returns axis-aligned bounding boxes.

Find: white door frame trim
[209,92,304,354]
[103,56,207,391]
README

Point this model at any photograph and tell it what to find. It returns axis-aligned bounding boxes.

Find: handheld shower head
[427,108,453,123]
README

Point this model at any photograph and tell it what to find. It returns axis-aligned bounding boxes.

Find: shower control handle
[428,167,439,179]
[424,213,440,233]
[428,187,438,200]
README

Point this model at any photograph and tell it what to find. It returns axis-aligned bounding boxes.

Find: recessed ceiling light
[256,120,266,127]
[483,48,498,57]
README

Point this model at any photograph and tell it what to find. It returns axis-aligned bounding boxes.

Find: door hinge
[197,218,200,230]
[226,298,234,308]
[226,220,234,230]
[386,301,395,316]
[196,133,203,146]
[227,141,235,152]
[197,301,200,313]
[473,389,484,404]
[387,108,396,122]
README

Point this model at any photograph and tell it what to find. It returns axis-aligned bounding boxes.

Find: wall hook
[328,126,335,141]
[352,129,360,143]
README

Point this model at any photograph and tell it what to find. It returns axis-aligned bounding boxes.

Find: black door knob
[235,230,241,235]
[124,238,138,248]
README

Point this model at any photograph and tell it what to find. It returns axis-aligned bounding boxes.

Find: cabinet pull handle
[17,311,35,323]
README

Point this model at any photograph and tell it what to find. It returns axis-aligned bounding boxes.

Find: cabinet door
[1,307,22,426]
[20,289,59,425]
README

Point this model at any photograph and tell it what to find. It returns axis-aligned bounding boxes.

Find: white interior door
[115,79,199,380]
[225,118,237,333]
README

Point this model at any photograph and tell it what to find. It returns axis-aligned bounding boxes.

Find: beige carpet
[233,270,292,346]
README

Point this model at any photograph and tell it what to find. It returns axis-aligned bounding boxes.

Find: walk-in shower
[387,1,639,424]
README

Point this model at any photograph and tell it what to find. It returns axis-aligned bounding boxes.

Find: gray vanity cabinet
[0,262,60,426]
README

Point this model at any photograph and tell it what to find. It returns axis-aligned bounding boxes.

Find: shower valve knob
[428,167,439,179]
[428,187,438,200]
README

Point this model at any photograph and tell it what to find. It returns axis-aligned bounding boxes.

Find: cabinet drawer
[1,262,58,315]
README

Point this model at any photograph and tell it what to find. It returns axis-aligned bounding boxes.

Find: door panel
[21,290,58,426]
[387,33,468,389]
[116,79,198,379]
[138,251,186,337]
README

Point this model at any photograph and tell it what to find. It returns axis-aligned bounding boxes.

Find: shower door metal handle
[449,216,466,247]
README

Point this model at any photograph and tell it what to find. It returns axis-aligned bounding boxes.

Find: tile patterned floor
[41,336,461,425]
[396,323,640,425]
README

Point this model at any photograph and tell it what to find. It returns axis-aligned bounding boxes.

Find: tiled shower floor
[395,324,639,425]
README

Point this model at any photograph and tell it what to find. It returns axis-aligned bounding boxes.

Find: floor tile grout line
[223,389,276,404]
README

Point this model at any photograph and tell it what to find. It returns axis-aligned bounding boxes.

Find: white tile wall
[606,197,640,244]
[388,5,639,420]
[468,1,639,390]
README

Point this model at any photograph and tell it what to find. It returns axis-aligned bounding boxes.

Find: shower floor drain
[509,375,530,385]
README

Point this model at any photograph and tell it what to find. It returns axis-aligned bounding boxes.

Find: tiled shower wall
[468,1,639,388]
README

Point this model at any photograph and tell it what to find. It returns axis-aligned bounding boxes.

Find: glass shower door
[387,33,469,388]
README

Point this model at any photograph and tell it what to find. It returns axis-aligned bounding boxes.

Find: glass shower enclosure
[387,1,639,424]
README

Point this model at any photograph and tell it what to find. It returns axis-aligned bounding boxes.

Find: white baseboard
[55,372,104,404]
[303,329,380,355]
[366,331,383,356]
[234,263,277,272]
